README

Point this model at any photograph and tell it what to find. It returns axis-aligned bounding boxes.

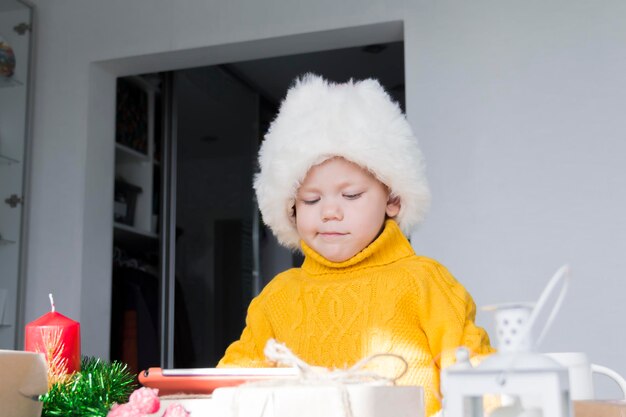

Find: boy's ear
[386,195,401,218]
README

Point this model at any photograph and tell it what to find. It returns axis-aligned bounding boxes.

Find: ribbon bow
[263,338,408,385]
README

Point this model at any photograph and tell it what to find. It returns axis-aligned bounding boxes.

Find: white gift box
[0,350,48,417]
[211,384,424,417]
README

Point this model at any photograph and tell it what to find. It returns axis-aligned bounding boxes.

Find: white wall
[25,0,626,398]
[407,1,626,397]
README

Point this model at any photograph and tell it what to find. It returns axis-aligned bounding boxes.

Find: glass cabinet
[0,0,33,349]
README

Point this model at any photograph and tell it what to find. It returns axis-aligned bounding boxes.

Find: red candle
[24,294,81,376]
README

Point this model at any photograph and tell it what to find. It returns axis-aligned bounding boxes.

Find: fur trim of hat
[254,74,431,250]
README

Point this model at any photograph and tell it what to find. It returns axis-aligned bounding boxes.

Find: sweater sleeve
[412,258,494,370]
[217,294,275,368]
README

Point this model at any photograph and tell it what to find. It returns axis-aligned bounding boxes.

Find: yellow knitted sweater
[218,220,493,416]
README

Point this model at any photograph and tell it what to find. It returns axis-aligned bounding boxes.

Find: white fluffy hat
[254,74,431,249]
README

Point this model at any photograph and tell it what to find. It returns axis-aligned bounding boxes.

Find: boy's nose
[321,201,343,221]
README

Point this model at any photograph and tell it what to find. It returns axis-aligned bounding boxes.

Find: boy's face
[295,157,400,262]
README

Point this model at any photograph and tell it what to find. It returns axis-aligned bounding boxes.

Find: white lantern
[441,266,572,417]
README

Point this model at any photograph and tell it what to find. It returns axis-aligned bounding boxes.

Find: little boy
[218,74,493,416]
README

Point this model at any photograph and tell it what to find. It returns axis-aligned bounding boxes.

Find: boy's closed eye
[298,191,365,205]
[343,192,364,200]
[300,197,320,205]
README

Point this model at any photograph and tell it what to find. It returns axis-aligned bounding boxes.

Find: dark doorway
[110,41,405,369]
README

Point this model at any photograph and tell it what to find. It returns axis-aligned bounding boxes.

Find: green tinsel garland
[41,356,137,417]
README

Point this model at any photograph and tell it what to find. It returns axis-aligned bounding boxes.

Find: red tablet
[138,367,298,395]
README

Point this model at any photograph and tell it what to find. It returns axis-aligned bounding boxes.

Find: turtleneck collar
[300,219,415,276]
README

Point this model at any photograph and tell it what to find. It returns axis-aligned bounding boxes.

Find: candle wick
[49,293,55,313]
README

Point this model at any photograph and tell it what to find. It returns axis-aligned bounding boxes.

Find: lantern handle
[526,264,570,348]
[508,264,570,354]
[496,265,570,385]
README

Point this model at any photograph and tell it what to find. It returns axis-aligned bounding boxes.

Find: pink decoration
[107,386,189,417]
[129,387,160,413]
[107,403,145,417]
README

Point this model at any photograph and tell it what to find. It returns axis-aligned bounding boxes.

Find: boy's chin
[323,254,351,263]
[319,247,358,263]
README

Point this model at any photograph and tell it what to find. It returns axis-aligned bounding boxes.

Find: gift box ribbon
[227,339,409,417]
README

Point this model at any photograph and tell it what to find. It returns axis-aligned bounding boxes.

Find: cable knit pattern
[218,220,493,417]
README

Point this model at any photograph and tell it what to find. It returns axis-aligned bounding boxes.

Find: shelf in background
[0,154,19,165]
[0,77,23,88]
[114,222,159,251]
[0,237,16,245]
[116,143,150,164]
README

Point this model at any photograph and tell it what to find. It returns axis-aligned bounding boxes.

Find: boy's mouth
[318,232,348,237]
